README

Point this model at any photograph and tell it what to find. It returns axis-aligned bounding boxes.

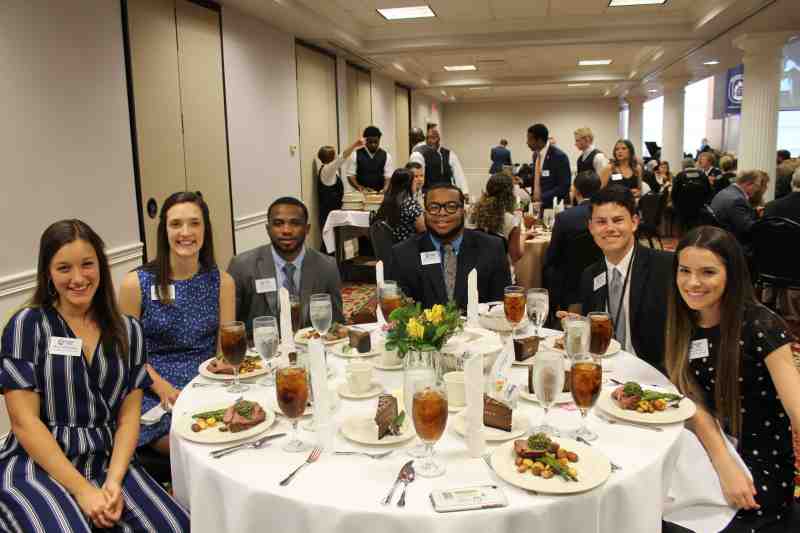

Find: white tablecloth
[171,329,685,533]
[322,210,372,253]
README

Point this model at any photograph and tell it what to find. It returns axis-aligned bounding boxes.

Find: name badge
[255,277,277,294]
[542,170,550,177]
[611,173,623,181]
[689,339,710,360]
[593,272,607,292]
[48,336,82,357]
[420,251,441,265]
[150,284,176,301]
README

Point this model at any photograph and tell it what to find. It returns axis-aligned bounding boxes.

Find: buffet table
[514,231,551,290]
[321,209,372,253]
[170,327,685,533]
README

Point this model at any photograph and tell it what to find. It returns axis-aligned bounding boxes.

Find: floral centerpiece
[384,302,464,357]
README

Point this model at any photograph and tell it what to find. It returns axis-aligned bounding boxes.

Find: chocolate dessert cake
[375,394,399,439]
[513,336,540,362]
[349,328,371,353]
[483,394,512,432]
[528,366,571,394]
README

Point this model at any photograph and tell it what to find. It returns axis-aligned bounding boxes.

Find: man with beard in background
[227,197,344,337]
[388,184,510,311]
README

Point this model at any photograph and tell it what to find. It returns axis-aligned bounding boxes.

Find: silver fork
[334,450,393,459]
[279,447,322,486]
[575,435,622,472]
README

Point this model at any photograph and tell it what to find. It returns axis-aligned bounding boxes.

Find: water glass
[526,288,549,337]
[253,316,279,385]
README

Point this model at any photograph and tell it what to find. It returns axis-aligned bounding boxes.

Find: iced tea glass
[570,353,602,441]
[588,311,612,358]
[276,362,311,452]
[504,285,526,338]
[220,321,248,393]
[412,379,448,478]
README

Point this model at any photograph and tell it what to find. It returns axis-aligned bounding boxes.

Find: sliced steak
[207,358,235,375]
[227,403,266,433]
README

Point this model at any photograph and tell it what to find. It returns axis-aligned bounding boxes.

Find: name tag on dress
[611,173,623,181]
[420,251,441,265]
[542,170,550,177]
[593,272,607,292]
[151,285,176,301]
[48,337,82,357]
[255,277,277,294]
[689,339,710,360]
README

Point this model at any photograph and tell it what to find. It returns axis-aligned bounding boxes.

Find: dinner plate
[294,327,349,346]
[175,402,276,445]
[198,357,270,381]
[519,388,574,405]
[543,336,621,358]
[451,411,529,441]
[477,302,531,332]
[490,437,611,494]
[596,387,696,425]
[340,414,416,446]
[329,342,382,358]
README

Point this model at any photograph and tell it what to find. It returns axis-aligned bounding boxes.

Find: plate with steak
[176,399,275,444]
[199,355,269,381]
[596,382,696,425]
[295,324,349,345]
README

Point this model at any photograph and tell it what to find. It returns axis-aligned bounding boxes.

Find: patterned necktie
[608,268,627,350]
[283,263,297,296]
[533,152,543,202]
[442,244,457,302]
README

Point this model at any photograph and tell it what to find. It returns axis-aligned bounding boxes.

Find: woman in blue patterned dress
[119,192,235,455]
[0,219,189,531]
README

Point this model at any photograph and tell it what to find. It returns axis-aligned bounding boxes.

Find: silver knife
[382,460,413,505]
[210,432,286,456]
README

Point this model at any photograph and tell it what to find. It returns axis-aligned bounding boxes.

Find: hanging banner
[726,64,744,115]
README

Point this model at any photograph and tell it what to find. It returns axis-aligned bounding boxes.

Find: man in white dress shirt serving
[409,125,469,197]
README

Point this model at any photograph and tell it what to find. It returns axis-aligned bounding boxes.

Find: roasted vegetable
[623,381,643,397]
[528,432,552,451]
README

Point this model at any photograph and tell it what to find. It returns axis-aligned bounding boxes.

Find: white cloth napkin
[308,339,334,450]
[464,352,486,457]
[466,269,479,327]
[375,260,385,324]
[279,287,294,350]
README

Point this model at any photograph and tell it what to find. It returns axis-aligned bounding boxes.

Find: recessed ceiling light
[703,60,720,66]
[568,83,591,87]
[443,65,477,72]
[421,79,430,86]
[468,86,491,91]
[578,59,613,66]
[392,63,406,72]
[377,5,436,20]
[609,0,667,6]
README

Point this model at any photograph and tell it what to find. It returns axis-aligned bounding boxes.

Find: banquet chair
[672,178,710,232]
[135,446,172,487]
[751,217,800,295]
[696,204,722,229]
[369,220,395,272]
[552,230,602,316]
[636,192,666,249]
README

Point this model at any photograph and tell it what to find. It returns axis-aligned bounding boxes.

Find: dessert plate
[340,414,415,446]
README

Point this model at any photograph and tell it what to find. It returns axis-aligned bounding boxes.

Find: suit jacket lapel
[257,246,278,316]
[628,246,648,330]
[592,262,608,312]
[299,251,315,324]
[419,234,448,304]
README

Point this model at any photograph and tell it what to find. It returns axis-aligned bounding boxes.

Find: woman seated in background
[375,168,425,243]
[600,139,648,197]
[469,173,524,264]
[119,191,235,456]
[664,226,799,532]
[655,160,673,193]
[0,220,189,532]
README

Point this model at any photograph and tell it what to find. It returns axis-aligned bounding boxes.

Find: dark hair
[612,139,638,168]
[777,149,791,162]
[426,123,438,132]
[574,171,601,199]
[363,125,382,138]
[527,123,549,142]
[144,191,216,304]
[410,127,425,145]
[499,139,508,146]
[32,220,129,362]
[470,174,515,234]
[424,183,465,207]
[664,226,757,439]
[589,185,636,217]
[405,161,422,171]
[317,145,336,164]
[376,169,413,228]
[268,197,309,225]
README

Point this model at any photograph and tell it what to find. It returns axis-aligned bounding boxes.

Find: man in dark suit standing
[228,197,344,337]
[710,170,768,252]
[764,166,800,223]
[489,139,512,174]
[525,123,571,208]
[388,184,510,312]
[577,186,674,371]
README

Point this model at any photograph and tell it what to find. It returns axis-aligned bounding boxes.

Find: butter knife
[382,460,413,505]
[210,432,286,457]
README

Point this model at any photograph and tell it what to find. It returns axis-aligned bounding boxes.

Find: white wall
[0,0,143,434]
[371,72,398,165]
[222,7,302,255]
[442,98,620,196]
[411,92,443,133]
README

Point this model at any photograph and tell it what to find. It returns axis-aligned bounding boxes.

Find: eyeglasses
[426,202,463,215]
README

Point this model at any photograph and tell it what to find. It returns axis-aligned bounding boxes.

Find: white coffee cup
[345,361,373,393]
[380,348,401,367]
[443,371,466,407]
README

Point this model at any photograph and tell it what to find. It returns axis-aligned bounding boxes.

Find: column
[661,77,690,170]
[734,32,794,201]
[626,95,646,158]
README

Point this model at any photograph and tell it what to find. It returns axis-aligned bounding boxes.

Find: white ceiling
[221,0,800,102]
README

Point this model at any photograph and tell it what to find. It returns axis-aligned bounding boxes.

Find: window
[683,77,711,155]
[642,96,663,157]
[777,110,800,158]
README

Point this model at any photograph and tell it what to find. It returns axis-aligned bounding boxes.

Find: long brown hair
[143,191,217,304]
[664,226,755,438]
[31,220,129,362]
[470,173,516,235]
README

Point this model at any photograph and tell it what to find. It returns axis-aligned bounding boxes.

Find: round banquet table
[170,328,684,533]
[514,231,551,290]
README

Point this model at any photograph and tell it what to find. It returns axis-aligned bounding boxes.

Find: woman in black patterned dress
[664,226,800,531]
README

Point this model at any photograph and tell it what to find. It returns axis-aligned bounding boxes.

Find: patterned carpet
[342,282,376,323]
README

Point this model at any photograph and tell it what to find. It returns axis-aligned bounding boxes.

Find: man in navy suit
[764,166,800,224]
[525,123,571,207]
[489,139,512,174]
[710,169,768,253]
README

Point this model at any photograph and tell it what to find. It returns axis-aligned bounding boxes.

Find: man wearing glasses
[387,184,510,311]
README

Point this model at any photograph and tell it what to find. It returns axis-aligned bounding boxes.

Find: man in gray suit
[710,169,769,253]
[227,197,345,337]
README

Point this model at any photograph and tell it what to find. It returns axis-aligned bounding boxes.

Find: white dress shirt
[345,148,394,183]
[604,244,636,358]
[409,146,470,195]
[580,145,609,175]
[318,156,347,187]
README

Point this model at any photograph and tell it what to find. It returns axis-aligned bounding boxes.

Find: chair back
[638,192,663,229]
[672,173,709,225]
[751,216,800,289]
[696,204,722,228]
[369,220,395,270]
[561,230,603,304]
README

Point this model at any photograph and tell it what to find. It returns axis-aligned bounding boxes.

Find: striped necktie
[283,263,298,296]
[442,244,457,302]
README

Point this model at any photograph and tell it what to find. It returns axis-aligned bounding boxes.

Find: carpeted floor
[342,282,376,322]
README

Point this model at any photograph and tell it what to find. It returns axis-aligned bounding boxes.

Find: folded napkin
[464,351,486,457]
[308,339,333,449]
[466,269,479,327]
[375,260,385,324]
[279,287,294,350]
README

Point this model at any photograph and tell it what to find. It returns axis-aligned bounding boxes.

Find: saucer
[337,382,384,399]
[372,361,403,371]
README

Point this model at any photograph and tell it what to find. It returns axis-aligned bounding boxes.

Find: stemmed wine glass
[220,321,248,393]
[503,285,526,338]
[276,360,311,452]
[379,280,402,323]
[570,352,602,441]
[542,209,555,231]
[588,311,613,358]
[253,316,278,385]
[411,371,448,478]
[526,288,549,338]
[531,350,564,436]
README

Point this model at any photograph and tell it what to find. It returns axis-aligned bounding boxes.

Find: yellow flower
[424,304,445,325]
[406,318,425,339]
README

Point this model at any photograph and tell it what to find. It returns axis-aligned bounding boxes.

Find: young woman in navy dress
[0,220,189,531]
[664,226,800,531]
[118,192,235,455]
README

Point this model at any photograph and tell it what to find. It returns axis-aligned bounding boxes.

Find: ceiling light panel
[568,83,591,87]
[609,0,667,6]
[703,60,720,66]
[578,59,613,66]
[443,65,477,71]
[377,5,436,21]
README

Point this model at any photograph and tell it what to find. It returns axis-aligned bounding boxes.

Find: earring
[47,279,57,297]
